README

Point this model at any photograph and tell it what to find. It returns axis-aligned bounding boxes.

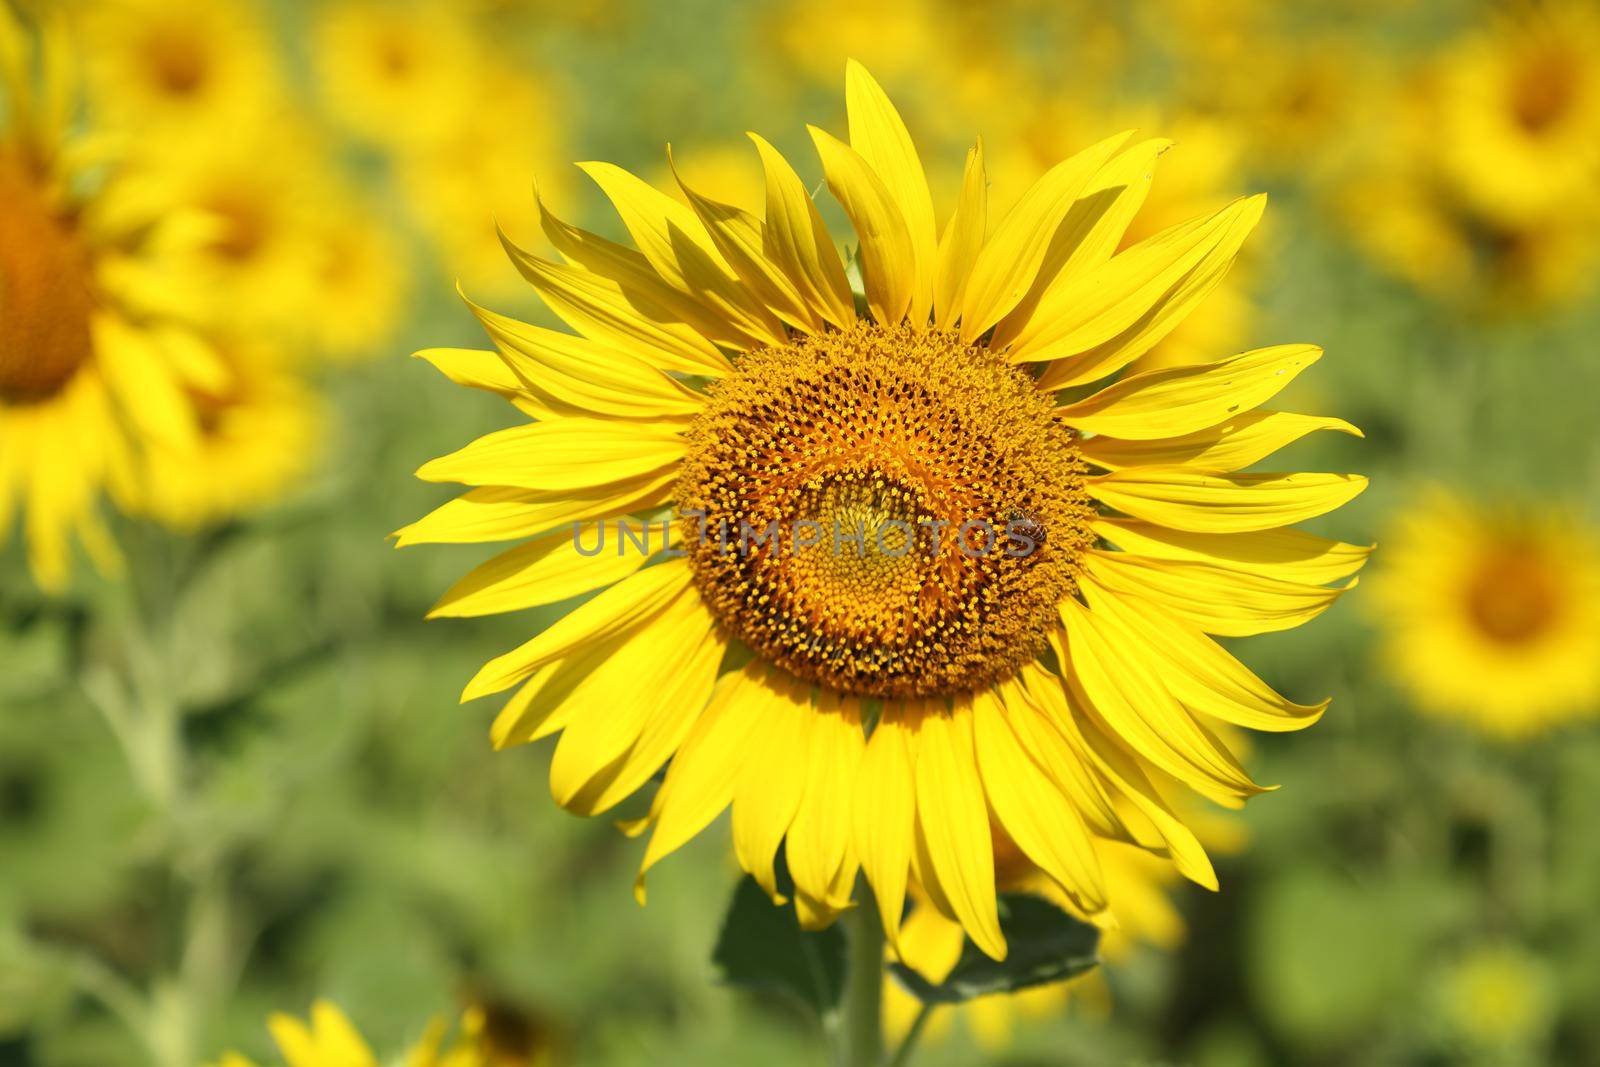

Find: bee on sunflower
[404,59,1366,1038]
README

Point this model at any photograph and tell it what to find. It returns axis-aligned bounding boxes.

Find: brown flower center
[1510,46,1579,134]
[677,324,1091,699]
[0,153,96,404]
[1465,544,1561,646]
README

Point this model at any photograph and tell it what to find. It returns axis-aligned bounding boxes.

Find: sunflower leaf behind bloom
[887,895,1099,1005]
[712,872,847,1020]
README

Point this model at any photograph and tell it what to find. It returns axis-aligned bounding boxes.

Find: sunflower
[133,124,338,343]
[212,1000,553,1067]
[1,6,209,587]
[406,62,1367,958]
[121,342,321,528]
[1339,3,1600,311]
[75,0,283,141]
[1432,0,1600,230]
[395,63,566,297]
[313,0,483,152]
[1369,490,1600,738]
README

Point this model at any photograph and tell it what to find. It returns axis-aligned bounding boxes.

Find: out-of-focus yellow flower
[74,0,283,141]
[313,0,484,151]
[1370,490,1600,738]
[0,7,219,587]
[305,204,410,360]
[121,343,320,529]
[1338,4,1600,312]
[396,64,566,298]
[132,126,343,345]
[1434,944,1556,1052]
[1432,1,1600,229]
[211,1000,558,1067]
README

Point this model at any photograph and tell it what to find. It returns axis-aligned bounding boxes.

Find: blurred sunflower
[1370,491,1600,738]
[137,126,339,343]
[407,62,1367,957]
[122,343,321,529]
[1432,0,1600,229]
[313,0,483,152]
[1432,943,1556,1054]
[0,6,212,587]
[305,203,410,360]
[75,0,283,141]
[395,64,565,297]
[213,1000,555,1067]
[1339,3,1600,311]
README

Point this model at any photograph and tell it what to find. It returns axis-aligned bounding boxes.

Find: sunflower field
[3,2,1599,1066]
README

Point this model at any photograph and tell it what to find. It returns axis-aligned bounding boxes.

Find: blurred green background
[4,1,1600,1065]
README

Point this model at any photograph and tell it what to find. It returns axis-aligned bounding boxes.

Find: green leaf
[712,875,846,1019]
[888,894,1100,1004]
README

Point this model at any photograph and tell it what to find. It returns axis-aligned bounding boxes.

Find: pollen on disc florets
[677,323,1094,700]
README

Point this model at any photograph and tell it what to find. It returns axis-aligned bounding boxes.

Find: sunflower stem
[844,885,885,1067]
[887,1002,935,1067]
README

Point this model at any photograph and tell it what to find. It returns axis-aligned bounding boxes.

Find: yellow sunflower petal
[1085,550,1354,637]
[958,130,1132,343]
[394,475,676,547]
[671,149,823,332]
[1055,655,1220,889]
[415,418,684,492]
[1060,596,1266,803]
[932,139,987,330]
[1079,410,1363,472]
[809,124,914,325]
[635,662,769,901]
[465,295,707,419]
[1057,344,1323,440]
[461,559,693,701]
[414,347,558,420]
[747,132,856,328]
[1087,468,1368,533]
[1079,575,1326,732]
[576,160,786,345]
[988,137,1172,350]
[1007,668,1131,841]
[426,519,673,619]
[972,687,1106,915]
[537,186,765,353]
[548,594,723,816]
[1092,519,1372,585]
[499,234,733,377]
[1007,194,1262,363]
[845,60,936,324]
[788,691,866,928]
[731,675,813,902]
[913,701,1006,960]
[854,702,918,952]
[1017,195,1266,382]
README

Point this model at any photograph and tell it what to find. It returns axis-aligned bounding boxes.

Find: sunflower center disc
[678,323,1092,699]
[0,153,97,404]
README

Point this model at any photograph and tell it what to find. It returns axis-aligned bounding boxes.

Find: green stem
[887,1003,935,1067]
[844,888,885,1067]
